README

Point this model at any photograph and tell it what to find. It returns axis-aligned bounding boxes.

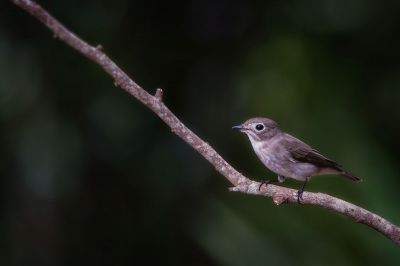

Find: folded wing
[279,134,361,181]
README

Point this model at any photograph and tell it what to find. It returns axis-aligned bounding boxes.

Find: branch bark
[12,0,400,246]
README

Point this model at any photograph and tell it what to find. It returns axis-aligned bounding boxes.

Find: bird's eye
[255,124,264,131]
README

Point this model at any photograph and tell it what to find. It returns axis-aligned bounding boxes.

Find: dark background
[1,0,400,265]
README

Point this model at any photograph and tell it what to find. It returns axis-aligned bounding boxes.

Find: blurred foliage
[1,0,400,265]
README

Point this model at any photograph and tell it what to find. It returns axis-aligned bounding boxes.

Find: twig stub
[155,88,163,101]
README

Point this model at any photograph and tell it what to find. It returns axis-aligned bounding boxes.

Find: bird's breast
[250,140,317,180]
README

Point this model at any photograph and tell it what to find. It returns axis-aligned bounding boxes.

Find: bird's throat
[248,135,267,152]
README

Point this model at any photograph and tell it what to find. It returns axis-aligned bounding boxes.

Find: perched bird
[232,117,361,202]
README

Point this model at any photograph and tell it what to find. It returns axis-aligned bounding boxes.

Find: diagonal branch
[12,0,400,246]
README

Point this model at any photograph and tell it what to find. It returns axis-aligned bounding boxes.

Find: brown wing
[278,134,361,181]
[280,134,344,171]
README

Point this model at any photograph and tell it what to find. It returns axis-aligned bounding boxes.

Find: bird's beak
[232,125,242,130]
[232,125,248,132]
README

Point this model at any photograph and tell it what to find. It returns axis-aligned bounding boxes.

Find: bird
[232,117,361,203]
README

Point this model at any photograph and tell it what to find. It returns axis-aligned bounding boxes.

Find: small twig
[12,0,400,246]
[155,88,163,101]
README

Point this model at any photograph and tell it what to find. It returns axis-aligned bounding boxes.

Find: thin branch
[12,0,400,246]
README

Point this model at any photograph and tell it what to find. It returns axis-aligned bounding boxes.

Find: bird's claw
[258,180,273,191]
[297,189,304,203]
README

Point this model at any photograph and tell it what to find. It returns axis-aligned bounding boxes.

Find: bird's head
[232,117,281,142]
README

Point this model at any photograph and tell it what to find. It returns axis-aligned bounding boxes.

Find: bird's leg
[297,179,309,203]
[258,175,285,191]
[277,175,286,183]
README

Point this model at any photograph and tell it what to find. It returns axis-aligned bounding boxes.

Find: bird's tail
[340,171,362,182]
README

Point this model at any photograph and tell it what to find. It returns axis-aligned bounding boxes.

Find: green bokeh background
[1,0,400,265]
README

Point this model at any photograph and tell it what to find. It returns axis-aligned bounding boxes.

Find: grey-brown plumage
[233,117,361,201]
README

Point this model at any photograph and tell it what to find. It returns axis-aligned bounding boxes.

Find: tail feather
[340,171,362,182]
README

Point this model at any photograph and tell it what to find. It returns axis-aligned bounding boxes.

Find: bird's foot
[258,179,278,191]
[296,179,309,204]
[296,189,304,204]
